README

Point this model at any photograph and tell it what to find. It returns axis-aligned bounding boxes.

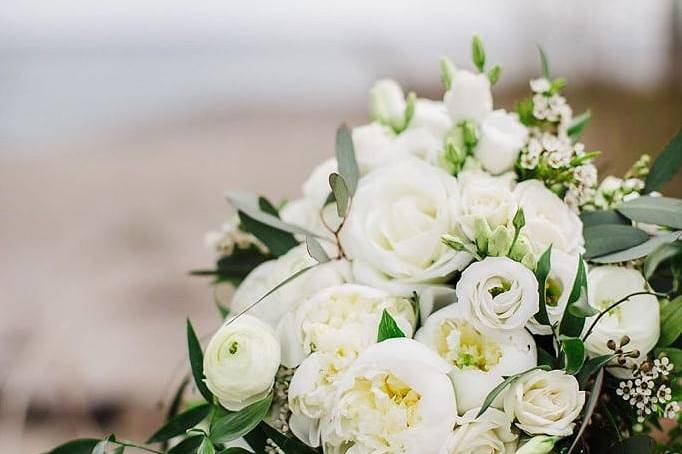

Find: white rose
[503,369,585,436]
[514,180,585,256]
[527,251,580,335]
[203,314,281,411]
[474,110,528,175]
[439,408,518,454]
[583,266,660,378]
[416,302,536,412]
[283,283,416,366]
[352,123,396,174]
[444,70,493,123]
[323,338,457,454]
[341,157,471,296]
[457,170,518,242]
[456,257,539,333]
[369,78,406,129]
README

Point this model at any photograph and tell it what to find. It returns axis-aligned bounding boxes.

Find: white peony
[416,302,536,413]
[203,314,281,411]
[456,257,539,333]
[503,369,585,436]
[439,408,518,454]
[323,338,458,454]
[583,266,660,378]
[527,251,580,335]
[514,180,585,256]
[444,70,493,123]
[474,110,528,175]
[341,157,471,296]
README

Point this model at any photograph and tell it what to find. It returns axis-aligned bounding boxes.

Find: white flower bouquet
[48,37,682,454]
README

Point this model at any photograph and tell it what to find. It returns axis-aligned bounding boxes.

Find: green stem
[581,291,663,342]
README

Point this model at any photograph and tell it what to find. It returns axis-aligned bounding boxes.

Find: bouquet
[48,37,682,454]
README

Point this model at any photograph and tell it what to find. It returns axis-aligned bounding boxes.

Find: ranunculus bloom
[474,110,528,175]
[440,408,518,454]
[203,314,281,411]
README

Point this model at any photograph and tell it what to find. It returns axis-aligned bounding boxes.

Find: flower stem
[581,291,663,342]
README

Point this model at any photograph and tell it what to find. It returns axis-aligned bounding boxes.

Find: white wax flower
[583,266,660,378]
[444,70,493,123]
[527,250,580,335]
[503,369,585,436]
[416,302,536,412]
[323,339,457,454]
[456,257,539,333]
[514,180,585,256]
[439,408,518,454]
[341,157,471,296]
[203,314,281,411]
[369,78,407,128]
[474,110,528,175]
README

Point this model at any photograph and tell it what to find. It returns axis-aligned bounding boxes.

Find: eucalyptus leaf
[583,224,649,259]
[559,336,586,374]
[305,235,330,263]
[658,295,682,347]
[472,35,486,72]
[567,111,591,142]
[559,258,588,337]
[377,309,406,342]
[537,44,550,79]
[186,319,214,403]
[198,437,215,454]
[576,354,617,389]
[147,404,211,443]
[617,196,682,229]
[533,246,552,326]
[328,172,350,217]
[579,210,628,227]
[591,231,682,264]
[168,436,203,454]
[643,239,682,279]
[644,129,682,193]
[210,394,273,443]
[567,368,603,454]
[335,125,359,195]
[44,439,100,454]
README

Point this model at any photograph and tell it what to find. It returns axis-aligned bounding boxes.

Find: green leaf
[168,436,203,454]
[305,235,330,263]
[567,110,592,142]
[658,295,682,347]
[487,65,502,85]
[190,244,270,284]
[219,449,252,454]
[147,404,210,443]
[591,231,682,264]
[537,346,558,368]
[210,394,273,443]
[559,336,586,374]
[186,320,214,403]
[166,377,190,423]
[617,196,682,230]
[580,209,628,227]
[568,368,604,454]
[44,439,100,454]
[560,258,592,337]
[197,437,215,454]
[537,44,550,79]
[567,287,599,318]
[377,309,405,342]
[243,422,318,454]
[645,129,682,193]
[92,438,109,454]
[472,35,486,72]
[239,208,298,257]
[534,246,552,326]
[440,57,455,91]
[335,125,360,195]
[654,347,682,367]
[606,435,656,454]
[328,172,350,217]
[476,366,551,418]
[576,354,617,389]
[643,239,682,278]
[583,224,649,259]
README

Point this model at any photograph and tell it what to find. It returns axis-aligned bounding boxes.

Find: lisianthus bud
[369,79,407,131]
[515,436,561,454]
[487,225,514,257]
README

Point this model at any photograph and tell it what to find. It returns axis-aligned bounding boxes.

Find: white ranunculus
[457,170,518,242]
[283,283,416,366]
[514,180,585,256]
[416,302,536,413]
[440,408,518,454]
[369,79,406,128]
[203,314,281,411]
[230,244,351,333]
[341,158,471,296]
[323,339,457,454]
[456,257,539,333]
[474,110,528,175]
[409,99,453,138]
[583,266,660,378]
[503,369,585,436]
[444,70,493,123]
[527,251,580,335]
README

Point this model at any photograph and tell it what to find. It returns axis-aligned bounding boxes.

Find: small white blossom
[616,380,634,401]
[654,356,674,376]
[530,78,551,93]
[664,401,680,419]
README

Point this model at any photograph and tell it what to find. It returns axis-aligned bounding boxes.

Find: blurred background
[1,1,681,452]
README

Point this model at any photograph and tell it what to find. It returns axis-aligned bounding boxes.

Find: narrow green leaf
[606,434,656,454]
[165,377,190,423]
[44,439,100,454]
[537,346,557,368]
[328,172,350,217]
[198,437,215,454]
[537,44,550,79]
[305,235,330,263]
[580,210,628,227]
[617,196,682,230]
[534,246,552,326]
[576,354,617,388]
[244,422,318,454]
[583,224,649,259]
[335,125,360,195]
[168,436,203,454]
[568,368,604,454]
[472,35,486,72]
[559,258,588,337]
[643,239,682,278]
[377,309,405,342]
[658,295,682,347]
[567,111,592,142]
[186,320,213,403]
[147,404,210,443]
[567,287,599,318]
[559,336,586,374]
[645,129,682,193]
[476,366,551,418]
[210,394,273,443]
[592,231,682,264]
